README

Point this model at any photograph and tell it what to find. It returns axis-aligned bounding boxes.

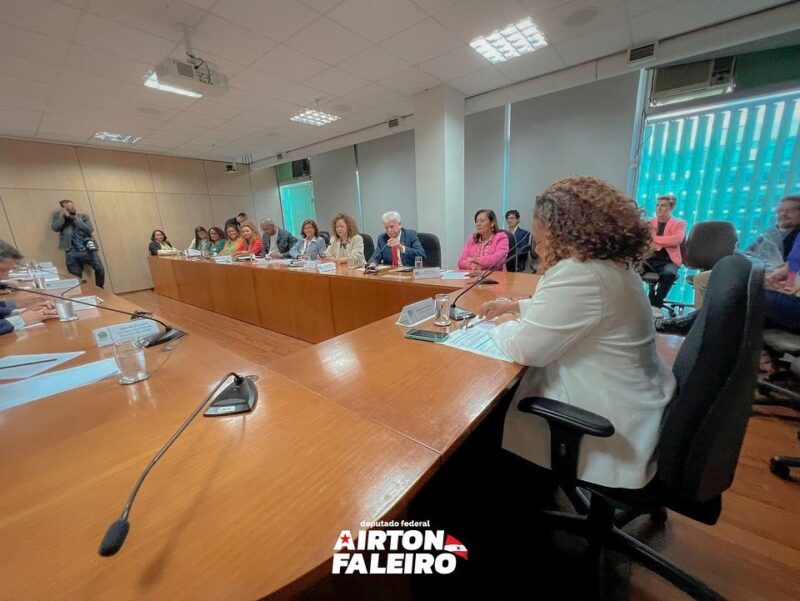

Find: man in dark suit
[50,199,105,288]
[505,209,531,272]
[0,242,58,335]
[260,218,298,258]
[367,211,426,268]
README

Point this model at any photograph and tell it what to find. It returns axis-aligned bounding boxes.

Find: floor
[122,289,800,600]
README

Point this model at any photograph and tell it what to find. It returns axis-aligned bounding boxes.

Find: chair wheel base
[769,457,797,480]
[650,507,668,525]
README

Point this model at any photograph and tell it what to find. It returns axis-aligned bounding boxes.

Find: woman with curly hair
[322,213,366,266]
[480,176,676,490]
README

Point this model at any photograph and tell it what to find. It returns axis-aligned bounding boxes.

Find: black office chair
[361,233,374,263]
[319,230,330,245]
[503,230,519,272]
[417,232,441,268]
[518,254,764,600]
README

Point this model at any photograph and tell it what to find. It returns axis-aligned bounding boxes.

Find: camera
[225,163,238,174]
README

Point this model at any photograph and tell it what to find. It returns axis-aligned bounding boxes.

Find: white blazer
[488,258,676,490]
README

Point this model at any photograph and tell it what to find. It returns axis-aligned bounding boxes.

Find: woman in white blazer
[322,212,365,266]
[480,176,676,490]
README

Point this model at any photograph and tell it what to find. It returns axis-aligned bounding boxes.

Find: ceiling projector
[148,55,229,98]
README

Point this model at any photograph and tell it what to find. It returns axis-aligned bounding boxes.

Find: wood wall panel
[204,161,252,196]
[148,256,178,299]
[76,147,154,193]
[208,262,261,325]
[156,193,214,250]
[211,195,255,228]
[0,194,15,246]
[148,154,209,194]
[0,189,108,273]
[89,191,161,292]
[0,139,85,190]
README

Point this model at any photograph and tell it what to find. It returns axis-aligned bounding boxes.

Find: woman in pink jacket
[458,209,510,271]
[645,193,687,313]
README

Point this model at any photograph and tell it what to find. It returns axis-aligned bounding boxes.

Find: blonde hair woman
[323,212,365,266]
[480,176,676,490]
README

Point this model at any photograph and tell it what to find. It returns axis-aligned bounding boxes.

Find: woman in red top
[233,221,263,257]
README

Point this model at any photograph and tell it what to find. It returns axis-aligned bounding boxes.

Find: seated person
[367,211,426,268]
[233,221,263,258]
[479,176,675,490]
[642,193,686,315]
[220,225,240,256]
[761,230,800,333]
[208,227,226,255]
[188,226,211,252]
[148,230,174,255]
[289,219,326,260]
[0,244,58,334]
[322,213,365,266]
[505,209,531,272]
[260,218,298,259]
[224,212,248,231]
[458,209,509,272]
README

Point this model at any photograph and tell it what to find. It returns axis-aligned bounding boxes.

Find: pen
[0,357,58,370]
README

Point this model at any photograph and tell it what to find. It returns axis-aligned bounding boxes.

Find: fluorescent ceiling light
[291,109,340,127]
[93,131,142,144]
[470,17,547,64]
[144,72,203,99]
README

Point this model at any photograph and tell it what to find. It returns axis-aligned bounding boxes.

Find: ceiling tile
[159,120,215,137]
[533,0,628,45]
[448,66,513,96]
[0,0,81,40]
[348,106,394,125]
[0,55,62,85]
[285,17,372,63]
[193,14,277,65]
[305,68,368,96]
[338,46,408,81]
[380,17,463,65]
[518,1,577,17]
[74,14,177,64]
[83,0,206,42]
[206,87,263,110]
[63,44,152,86]
[410,0,460,15]
[211,0,320,42]
[432,0,531,43]
[185,100,244,119]
[169,112,226,129]
[345,82,400,106]
[317,96,369,116]
[231,68,324,106]
[0,125,39,138]
[0,76,54,111]
[378,67,440,95]
[129,85,200,110]
[55,69,139,99]
[251,45,329,83]
[419,45,488,81]
[300,0,344,13]
[0,106,42,127]
[380,95,415,115]
[555,20,632,66]
[208,120,264,138]
[328,0,427,43]
[494,45,566,81]
[232,99,302,127]
[623,0,677,16]
[0,22,71,65]
[183,0,217,9]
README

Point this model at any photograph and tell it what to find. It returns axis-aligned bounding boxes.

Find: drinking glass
[55,299,78,322]
[114,340,149,384]
[433,294,452,327]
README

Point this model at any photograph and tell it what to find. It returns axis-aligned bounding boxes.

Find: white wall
[310,146,359,232]
[464,105,505,236]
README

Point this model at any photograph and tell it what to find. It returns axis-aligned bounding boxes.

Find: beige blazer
[326,234,365,265]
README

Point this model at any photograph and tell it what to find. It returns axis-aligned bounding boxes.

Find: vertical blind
[637,88,800,303]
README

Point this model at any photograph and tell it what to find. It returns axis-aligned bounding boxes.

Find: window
[636,88,800,303]
[279,181,316,237]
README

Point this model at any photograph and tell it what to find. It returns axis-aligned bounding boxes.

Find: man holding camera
[50,199,105,288]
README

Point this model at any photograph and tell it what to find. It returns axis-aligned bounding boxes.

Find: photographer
[50,199,105,288]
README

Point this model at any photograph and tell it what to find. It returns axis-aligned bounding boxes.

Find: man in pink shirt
[644,193,687,315]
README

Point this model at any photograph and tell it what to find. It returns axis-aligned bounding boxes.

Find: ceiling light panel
[92,131,142,144]
[470,18,547,64]
[291,109,341,126]
[144,72,203,99]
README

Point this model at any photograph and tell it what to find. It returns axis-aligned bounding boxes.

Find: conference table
[0,263,681,600]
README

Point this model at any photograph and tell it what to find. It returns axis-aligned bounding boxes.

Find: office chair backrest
[417,232,441,267]
[319,230,330,245]
[657,254,764,503]
[361,233,374,262]
[683,221,738,270]
[503,230,517,271]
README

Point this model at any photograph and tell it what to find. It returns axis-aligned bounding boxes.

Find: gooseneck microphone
[449,238,530,320]
[4,284,184,347]
[99,372,256,556]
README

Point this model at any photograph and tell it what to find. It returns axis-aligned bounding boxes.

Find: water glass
[55,299,78,322]
[433,294,452,327]
[114,340,149,385]
[415,256,424,271]
[34,275,47,289]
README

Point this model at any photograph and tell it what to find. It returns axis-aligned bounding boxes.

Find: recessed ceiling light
[291,109,341,127]
[565,7,599,28]
[144,71,203,99]
[93,131,142,144]
[470,17,548,64]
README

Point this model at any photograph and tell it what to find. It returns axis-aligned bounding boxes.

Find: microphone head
[98,519,130,556]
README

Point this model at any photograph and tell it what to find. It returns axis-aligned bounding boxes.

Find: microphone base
[143,327,186,348]
[449,306,475,321]
[205,375,258,416]
[476,278,498,285]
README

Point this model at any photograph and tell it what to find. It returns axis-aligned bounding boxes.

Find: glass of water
[55,299,78,322]
[433,294,452,327]
[415,256,424,271]
[114,340,150,385]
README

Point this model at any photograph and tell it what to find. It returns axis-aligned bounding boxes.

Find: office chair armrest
[517,397,615,438]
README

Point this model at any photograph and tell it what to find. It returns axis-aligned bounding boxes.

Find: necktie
[391,244,400,266]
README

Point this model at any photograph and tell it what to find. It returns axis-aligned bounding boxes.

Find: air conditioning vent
[276,152,285,161]
[387,118,399,128]
[175,59,195,78]
[651,57,736,106]
[629,42,657,64]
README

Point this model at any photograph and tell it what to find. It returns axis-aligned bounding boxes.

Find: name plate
[212,255,233,263]
[413,267,440,280]
[396,297,436,327]
[317,262,337,273]
[92,319,159,347]
[303,260,318,269]
[45,278,80,290]
[70,295,101,311]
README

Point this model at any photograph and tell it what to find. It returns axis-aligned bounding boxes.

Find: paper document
[442,321,515,363]
[442,272,471,280]
[0,358,120,412]
[0,351,85,380]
